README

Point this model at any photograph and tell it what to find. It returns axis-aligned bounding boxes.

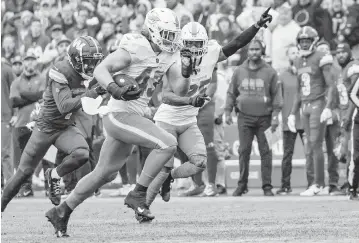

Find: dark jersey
[36,59,87,132]
[337,60,359,111]
[294,50,333,102]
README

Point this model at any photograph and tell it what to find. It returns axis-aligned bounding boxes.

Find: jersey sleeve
[49,67,68,84]
[119,33,152,63]
[318,53,334,68]
[207,40,222,65]
[347,63,359,79]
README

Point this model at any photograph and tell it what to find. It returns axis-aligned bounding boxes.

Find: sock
[215,160,226,186]
[134,183,147,192]
[146,169,170,206]
[206,147,218,184]
[57,201,73,216]
[171,162,204,179]
[52,168,60,179]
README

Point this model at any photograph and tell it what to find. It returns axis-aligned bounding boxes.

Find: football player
[335,43,359,200]
[287,26,335,196]
[1,36,106,212]
[45,8,188,236]
[146,8,273,206]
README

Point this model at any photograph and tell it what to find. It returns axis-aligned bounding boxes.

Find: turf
[1,191,359,243]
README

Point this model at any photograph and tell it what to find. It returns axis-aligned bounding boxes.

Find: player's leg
[1,128,53,212]
[146,122,177,206]
[46,136,133,237]
[45,126,89,206]
[325,122,342,195]
[350,122,359,200]
[103,112,177,221]
[278,130,297,195]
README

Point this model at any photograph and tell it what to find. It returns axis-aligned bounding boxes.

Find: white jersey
[107,33,177,118]
[154,40,221,125]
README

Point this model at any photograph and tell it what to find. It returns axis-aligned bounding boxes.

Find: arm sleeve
[51,81,82,115]
[224,69,240,115]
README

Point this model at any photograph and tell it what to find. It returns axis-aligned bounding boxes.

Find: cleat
[16,184,34,198]
[135,212,153,223]
[124,190,155,223]
[349,190,358,200]
[329,185,346,196]
[276,187,292,195]
[232,185,248,197]
[45,207,70,237]
[201,184,219,197]
[216,184,227,195]
[45,169,61,206]
[160,174,173,202]
[263,188,274,196]
[178,184,205,197]
[300,185,321,196]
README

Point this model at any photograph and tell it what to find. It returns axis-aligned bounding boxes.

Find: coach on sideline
[225,40,282,197]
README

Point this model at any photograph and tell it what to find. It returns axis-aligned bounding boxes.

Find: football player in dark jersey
[335,43,359,200]
[287,26,335,196]
[1,36,106,212]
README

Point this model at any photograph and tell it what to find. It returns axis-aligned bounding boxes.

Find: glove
[214,115,223,125]
[287,114,296,133]
[85,84,107,98]
[271,115,279,132]
[320,108,332,123]
[106,82,142,101]
[180,48,193,78]
[256,7,272,28]
[341,116,352,131]
[188,94,210,107]
[93,84,107,95]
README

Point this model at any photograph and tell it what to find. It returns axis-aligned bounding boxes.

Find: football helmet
[143,8,181,53]
[181,22,208,58]
[296,26,319,56]
[67,36,104,80]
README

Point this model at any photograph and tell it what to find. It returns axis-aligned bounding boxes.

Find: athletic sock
[134,183,147,193]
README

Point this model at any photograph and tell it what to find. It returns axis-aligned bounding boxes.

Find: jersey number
[301,73,311,96]
[187,79,211,97]
[337,83,349,105]
[136,67,163,98]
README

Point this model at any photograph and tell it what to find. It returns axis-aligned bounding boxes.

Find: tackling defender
[146,8,273,206]
[335,43,359,200]
[45,8,192,237]
[1,36,106,212]
[287,26,335,196]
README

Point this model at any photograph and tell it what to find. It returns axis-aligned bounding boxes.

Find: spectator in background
[19,10,34,44]
[5,0,35,13]
[53,38,71,63]
[12,55,23,77]
[277,45,304,195]
[1,60,17,190]
[1,35,17,64]
[22,18,51,59]
[129,0,151,33]
[328,0,348,44]
[150,0,166,8]
[9,53,46,197]
[166,0,193,27]
[41,25,67,67]
[271,2,300,72]
[193,3,211,26]
[60,4,76,34]
[225,40,282,197]
[344,0,359,58]
[35,0,62,36]
[207,2,235,39]
[97,21,117,56]
[65,5,91,40]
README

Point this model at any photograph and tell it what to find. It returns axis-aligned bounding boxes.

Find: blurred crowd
[1,0,359,198]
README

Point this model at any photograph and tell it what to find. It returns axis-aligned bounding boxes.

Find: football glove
[256,7,273,28]
[188,94,211,108]
[106,82,142,101]
[180,48,193,78]
[320,108,332,123]
[287,114,296,133]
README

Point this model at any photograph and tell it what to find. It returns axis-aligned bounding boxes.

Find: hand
[93,84,107,95]
[26,121,36,131]
[320,108,332,123]
[106,82,142,101]
[188,94,211,107]
[287,114,296,133]
[225,114,233,125]
[257,7,272,28]
[214,115,223,125]
[180,48,193,78]
[9,116,18,126]
[271,115,279,132]
[121,87,142,101]
[341,117,352,131]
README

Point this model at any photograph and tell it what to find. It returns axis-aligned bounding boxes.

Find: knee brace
[189,154,207,171]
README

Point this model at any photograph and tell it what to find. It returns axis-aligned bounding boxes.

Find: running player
[45,8,191,237]
[287,26,335,196]
[146,8,273,206]
[1,36,106,212]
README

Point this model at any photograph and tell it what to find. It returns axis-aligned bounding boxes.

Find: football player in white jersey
[45,8,192,236]
[146,8,273,206]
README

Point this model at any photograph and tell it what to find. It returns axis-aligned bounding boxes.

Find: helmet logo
[72,39,86,52]
[147,11,160,24]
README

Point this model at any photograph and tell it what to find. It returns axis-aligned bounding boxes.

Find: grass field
[1,190,359,243]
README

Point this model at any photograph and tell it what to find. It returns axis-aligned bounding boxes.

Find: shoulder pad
[319,54,333,67]
[49,67,68,84]
[347,64,359,78]
[119,33,152,61]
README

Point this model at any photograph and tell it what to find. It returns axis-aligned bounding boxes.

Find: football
[113,73,138,90]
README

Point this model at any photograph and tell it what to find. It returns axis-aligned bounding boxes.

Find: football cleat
[276,187,292,195]
[45,169,62,206]
[178,184,205,197]
[45,207,70,238]
[124,190,154,223]
[349,190,358,200]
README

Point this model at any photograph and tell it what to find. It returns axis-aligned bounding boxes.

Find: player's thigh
[54,126,89,154]
[178,123,206,158]
[96,135,134,178]
[103,112,177,150]
[308,102,326,144]
[155,121,179,167]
